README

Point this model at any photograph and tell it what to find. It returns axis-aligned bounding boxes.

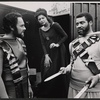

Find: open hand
[44,55,52,67]
[85,74,99,88]
[28,86,33,98]
[50,43,59,49]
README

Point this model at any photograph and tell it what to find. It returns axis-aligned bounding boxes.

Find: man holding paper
[60,12,100,98]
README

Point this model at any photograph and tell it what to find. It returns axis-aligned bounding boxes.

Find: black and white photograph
[0,1,100,99]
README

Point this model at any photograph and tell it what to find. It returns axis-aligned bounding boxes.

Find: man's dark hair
[3,12,22,33]
[76,12,93,22]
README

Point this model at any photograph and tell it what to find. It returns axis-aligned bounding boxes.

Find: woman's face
[37,14,48,26]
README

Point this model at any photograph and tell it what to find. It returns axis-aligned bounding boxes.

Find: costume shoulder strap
[71,37,80,48]
[0,37,24,84]
[72,35,100,75]
[0,38,11,52]
[16,37,27,55]
[17,37,25,46]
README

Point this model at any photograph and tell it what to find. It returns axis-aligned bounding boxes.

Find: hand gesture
[60,64,72,74]
[44,54,52,67]
[28,86,33,98]
[50,43,59,49]
[85,74,100,88]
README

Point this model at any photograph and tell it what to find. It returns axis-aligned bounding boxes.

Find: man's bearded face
[76,16,90,37]
[13,17,26,38]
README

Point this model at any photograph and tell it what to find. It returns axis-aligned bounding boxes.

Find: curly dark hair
[3,12,22,33]
[35,8,53,25]
[35,8,47,19]
[76,12,93,22]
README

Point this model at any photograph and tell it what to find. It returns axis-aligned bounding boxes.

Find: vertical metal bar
[81,3,83,12]
[89,3,90,13]
[70,3,74,40]
[96,3,98,31]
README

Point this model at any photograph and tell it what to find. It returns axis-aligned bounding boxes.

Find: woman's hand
[85,74,100,88]
[50,43,59,49]
[60,64,72,74]
[44,54,52,67]
[28,86,33,98]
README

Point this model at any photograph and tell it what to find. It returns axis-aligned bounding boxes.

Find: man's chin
[21,33,24,37]
[78,32,87,37]
[16,34,24,38]
[78,32,84,35]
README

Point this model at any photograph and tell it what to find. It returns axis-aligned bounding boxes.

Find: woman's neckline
[41,22,53,32]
